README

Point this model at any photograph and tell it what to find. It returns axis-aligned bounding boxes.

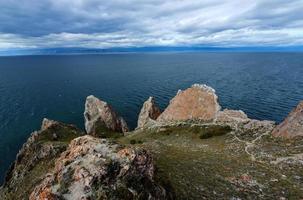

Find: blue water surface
[0,52,303,183]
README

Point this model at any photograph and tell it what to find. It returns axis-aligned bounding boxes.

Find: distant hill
[1,46,303,56]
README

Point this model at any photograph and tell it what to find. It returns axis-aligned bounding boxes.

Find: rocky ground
[1,84,303,200]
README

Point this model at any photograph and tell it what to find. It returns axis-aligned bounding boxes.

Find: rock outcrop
[30,135,169,200]
[1,119,82,199]
[157,84,221,122]
[272,101,303,138]
[137,97,161,129]
[215,109,275,133]
[84,95,129,136]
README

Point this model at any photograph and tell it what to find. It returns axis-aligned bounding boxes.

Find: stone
[84,95,129,135]
[157,84,221,122]
[216,109,250,124]
[30,135,169,200]
[272,101,303,138]
[137,97,161,129]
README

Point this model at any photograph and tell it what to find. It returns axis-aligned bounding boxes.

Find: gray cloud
[0,0,303,50]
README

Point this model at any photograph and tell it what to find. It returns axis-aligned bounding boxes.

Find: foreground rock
[30,135,169,200]
[1,119,82,200]
[272,101,303,138]
[137,97,161,129]
[157,84,221,122]
[84,95,129,136]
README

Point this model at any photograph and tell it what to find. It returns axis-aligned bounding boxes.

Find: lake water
[0,52,303,183]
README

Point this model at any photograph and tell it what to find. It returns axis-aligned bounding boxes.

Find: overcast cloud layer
[0,0,303,50]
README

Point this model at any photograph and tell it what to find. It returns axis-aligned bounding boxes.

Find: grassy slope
[117,124,303,199]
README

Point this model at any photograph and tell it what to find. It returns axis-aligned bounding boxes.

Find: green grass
[37,124,83,143]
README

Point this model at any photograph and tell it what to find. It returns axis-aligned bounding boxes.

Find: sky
[0,0,303,51]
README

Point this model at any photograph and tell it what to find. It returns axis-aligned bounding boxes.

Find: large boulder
[272,101,303,138]
[137,97,161,129]
[30,135,169,200]
[157,84,221,122]
[84,95,129,135]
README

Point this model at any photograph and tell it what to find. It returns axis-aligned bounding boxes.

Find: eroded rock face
[157,84,221,122]
[30,135,168,200]
[272,101,303,138]
[84,95,129,135]
[137,97,161,129]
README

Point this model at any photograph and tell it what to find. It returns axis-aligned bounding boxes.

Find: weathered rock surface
[157,84,221,122]
[1,119,82,200]
[30,135,169,200]
[84,95,129,135]
[272,101,303,138]
[216,109,249,124]
[137,97,161,129]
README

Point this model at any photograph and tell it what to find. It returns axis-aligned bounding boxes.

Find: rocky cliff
[0,119,83,200]
[1,84,303,200]
[84,95,129,136]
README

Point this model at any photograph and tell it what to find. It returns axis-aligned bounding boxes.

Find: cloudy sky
[0,0,303,50]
